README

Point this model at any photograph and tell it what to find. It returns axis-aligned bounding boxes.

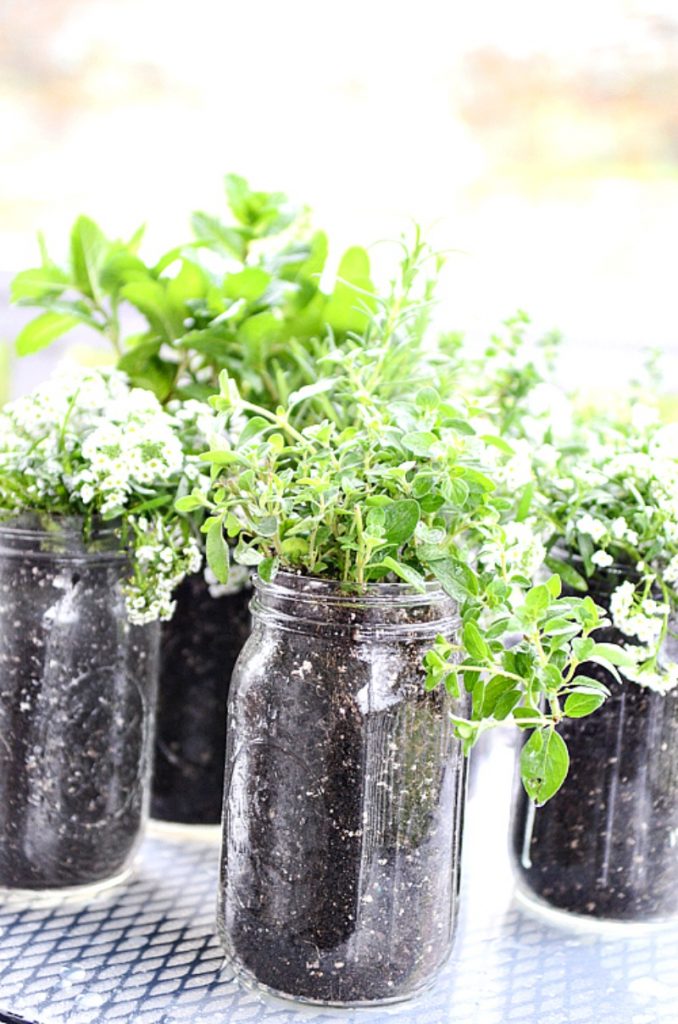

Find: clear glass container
[0,514,160,898]
[512,563,678,926]
[218,572,468,1006]
[151,573,251,832]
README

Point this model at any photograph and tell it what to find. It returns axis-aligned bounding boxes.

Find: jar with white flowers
[512,410,678,925]
[0,370,199,896]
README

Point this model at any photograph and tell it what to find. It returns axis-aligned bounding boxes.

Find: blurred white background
[2,0,678,395]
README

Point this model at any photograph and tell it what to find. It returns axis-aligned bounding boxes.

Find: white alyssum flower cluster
[0,368,200,624]
[480,520,546,590]
[127,516,202,623]
[535,404,678,694]
[609,581,668,647]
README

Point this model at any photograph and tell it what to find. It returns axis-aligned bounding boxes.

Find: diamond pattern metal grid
[0,738,676,1024]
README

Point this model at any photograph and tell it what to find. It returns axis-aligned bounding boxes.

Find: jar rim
[253,569,450,607]
[0,510,120,537]
[0,511,125,559]
[251,570,460,639]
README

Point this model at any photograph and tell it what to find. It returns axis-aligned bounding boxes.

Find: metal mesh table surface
[0,736,676,1024]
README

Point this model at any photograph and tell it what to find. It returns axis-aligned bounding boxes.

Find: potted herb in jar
[10,175,380,832]
[0,368,199,897]
[511,405,678,925]
[181,252,626,1005]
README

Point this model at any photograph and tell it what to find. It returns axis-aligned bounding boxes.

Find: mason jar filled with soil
[512,561,678,925]
[0,514,160,898]
[151,571,251,831]
[218,572,468,1006]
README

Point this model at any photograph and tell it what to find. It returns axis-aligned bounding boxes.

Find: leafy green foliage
[11,174,379,409]
[186,239,627,805]
[520,728,570,804]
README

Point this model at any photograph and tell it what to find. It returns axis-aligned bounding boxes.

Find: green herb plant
[178,240,629,806]
[0,368,202,623]
[11,174,377,409]
[533,404,678,695]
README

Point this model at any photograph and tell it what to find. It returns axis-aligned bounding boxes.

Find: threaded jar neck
[0,512,125,562]
[251,572,459,640]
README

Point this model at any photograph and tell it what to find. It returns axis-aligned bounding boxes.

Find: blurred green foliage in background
[0,342,10,406]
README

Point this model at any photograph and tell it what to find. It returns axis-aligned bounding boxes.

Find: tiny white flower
[578,513,607,543]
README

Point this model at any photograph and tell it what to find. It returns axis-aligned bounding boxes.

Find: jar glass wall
[152,573,251,829]
[0,514,159,897]
[218,573,468,1006]
[512,567,678,925]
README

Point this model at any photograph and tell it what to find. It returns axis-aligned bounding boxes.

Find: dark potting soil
[513,580,678,922]
[219,581,467,1004]
[0,546,159,891]
[151,575,251,825]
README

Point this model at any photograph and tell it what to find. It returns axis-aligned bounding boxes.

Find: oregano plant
[176,241,629,805]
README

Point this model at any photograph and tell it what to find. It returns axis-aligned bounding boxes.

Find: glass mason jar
[0,514,160,897]
[512,561,678,925]
[218,573,468,1006]
[151,572,251,829]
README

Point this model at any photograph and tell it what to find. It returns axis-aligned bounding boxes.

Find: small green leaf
[120,279,183,340]
[412,473,434,498]
[223,267,271,302]
[513,707,542,729]
[15,311,82,356]
[324,246,376,332]
[117,341,176,400]
[287,378,338,409]
[493,689,522,720]
[250,515,277,538]
[258,556,279,583]
[206,520,229,584]
[564,692,606,718]
[590,642,636,668]
[234,539,264,566]
[70,215,108,303]
[520,728,570,805]
[462,620,490,662]
[191,211,248,260]
[427,558,478,601]
[383,499,420,547]
[401,431,438,456]
[541,664,564,692]
[480,434,515,455]
[380,556,426,591]
[568,674,611,696]
[516,482,535,522]
[239,416,272,445]
[11,266,69,303]
[166,259,209,308]
[482,674,518,717]
[524,585,551,616]
[445,477,469,506]
[446,418,476,436]
[238,311,279,346]
[225,512,241,537]
[415,386,440,410]
[200,449,241,466]
[461,467,496,492]
[543,616,578,636]
[175,493,204,513]
[545,557,588,592]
